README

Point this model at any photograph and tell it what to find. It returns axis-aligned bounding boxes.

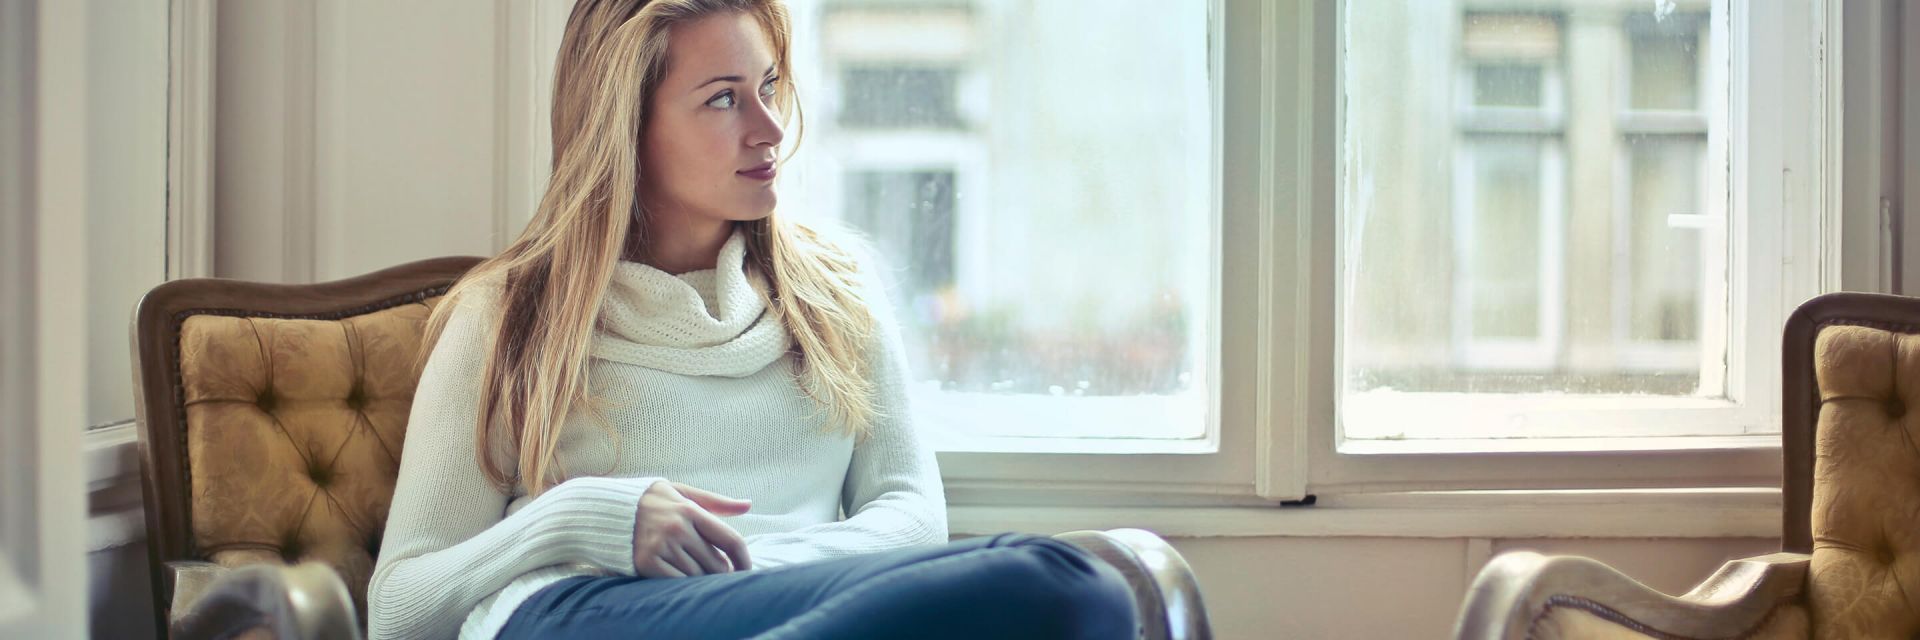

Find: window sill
[949,487,1780,539]
[933,437,1215,455]
[86,421,139,490]
[85,423,145,551]
[1336,433,1780,456]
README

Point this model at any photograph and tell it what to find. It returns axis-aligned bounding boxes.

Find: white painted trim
[167,0,216,279]
[1338,433,1775,455]
[85,430,146,552]
[2,0,91,634]
[0,0,43,627]
[950,488,1780,539]
[1816,0,1846,295]
[1247,0,1314,502]
[35,3,93,627]
[84,422,138,492]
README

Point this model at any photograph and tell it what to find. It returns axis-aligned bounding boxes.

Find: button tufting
[256,389,277,412]
[346,385,367,410]
[1889,397,1907,420]
[309,464,333,487]
[281,538,303,563]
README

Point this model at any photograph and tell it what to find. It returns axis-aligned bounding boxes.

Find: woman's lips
[737,162,776,181]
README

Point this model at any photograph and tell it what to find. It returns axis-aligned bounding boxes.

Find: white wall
[213,0,536,282]
[83,0,167,429]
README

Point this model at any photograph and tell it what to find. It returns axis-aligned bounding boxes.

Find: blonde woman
[365,0,1135,638]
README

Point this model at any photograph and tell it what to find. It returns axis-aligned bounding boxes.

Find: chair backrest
[131,257,480,634]
[1781,291,1920,636]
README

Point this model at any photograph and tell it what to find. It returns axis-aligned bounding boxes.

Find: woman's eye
[707,91,735,109]
[760,77,778,98]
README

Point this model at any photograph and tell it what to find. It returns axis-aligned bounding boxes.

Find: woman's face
[641,12,785,229]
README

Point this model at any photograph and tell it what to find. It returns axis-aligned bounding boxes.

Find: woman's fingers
[664,542,704,577]
[680,535,733,575]
[641,556,687,579]
[688,508,752,571]
[673,483,753,516]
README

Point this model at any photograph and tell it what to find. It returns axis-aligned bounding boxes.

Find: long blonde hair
[418,0,880,498]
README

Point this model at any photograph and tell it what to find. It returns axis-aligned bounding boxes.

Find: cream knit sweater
[366,228,948,640]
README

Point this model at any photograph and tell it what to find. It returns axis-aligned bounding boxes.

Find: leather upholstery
[1806,324,1920,638]
[177,297,443,620]
[1526,603,1808,640]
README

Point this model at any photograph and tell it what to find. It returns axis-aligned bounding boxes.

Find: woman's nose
[746,96,785,149]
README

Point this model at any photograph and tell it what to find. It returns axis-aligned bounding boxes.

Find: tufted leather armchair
[1452,292,1920,639]
[131,257,1213,640]
[131,257,482,638]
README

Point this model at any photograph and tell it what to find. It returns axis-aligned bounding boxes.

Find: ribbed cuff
[523,475,662,574]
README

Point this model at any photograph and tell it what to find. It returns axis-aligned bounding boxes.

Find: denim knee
[983,537,1140,638]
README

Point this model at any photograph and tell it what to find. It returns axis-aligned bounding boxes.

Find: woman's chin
[737,195,778,220]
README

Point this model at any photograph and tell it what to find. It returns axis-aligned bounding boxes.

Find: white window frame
[1344,0,1753,443]
[892,0,1838,506]
[935,0,1276,504]
[1305,0,1838,495]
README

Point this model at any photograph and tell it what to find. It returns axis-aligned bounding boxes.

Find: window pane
[1625,135,1703,343]
[838,66,963,129]
[1473,65,1543,109]
[1627,13,1702,111]
[1463,138,1544,340]
[846,170,957,294]
[779,1,1214,446]
[1342,1,1725,439]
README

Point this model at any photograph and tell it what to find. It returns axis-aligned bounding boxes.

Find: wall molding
[167,0,217,280]
[1816,0,1846,294]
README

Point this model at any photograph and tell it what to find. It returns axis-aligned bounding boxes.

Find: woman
[365,0,1137,638]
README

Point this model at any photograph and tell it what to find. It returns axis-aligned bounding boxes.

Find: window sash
[1295,0,1835,496]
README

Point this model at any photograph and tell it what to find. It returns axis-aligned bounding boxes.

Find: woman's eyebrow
[690,64,779,94]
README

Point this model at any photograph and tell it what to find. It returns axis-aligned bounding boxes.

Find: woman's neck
[628,213,733,275]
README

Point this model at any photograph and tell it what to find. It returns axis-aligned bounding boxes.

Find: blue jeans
[495,532,1139,639]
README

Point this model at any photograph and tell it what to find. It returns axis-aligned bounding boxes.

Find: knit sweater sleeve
[743,249,950,568]
[367,286,661,640]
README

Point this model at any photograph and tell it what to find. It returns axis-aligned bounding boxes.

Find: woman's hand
[632,481,753,578]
